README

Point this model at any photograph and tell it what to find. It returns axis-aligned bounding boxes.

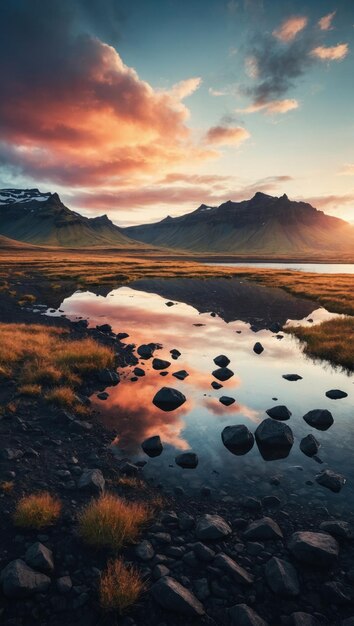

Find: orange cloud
[339,164,354,176]
[311,43,349,61]
[204,125,250,147]
[238,98,299,115]
[318,11,336,31]
[273,16,308,42]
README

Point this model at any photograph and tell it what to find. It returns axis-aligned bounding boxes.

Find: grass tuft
[14,492,61,528]
[99,558,145,613]
[79,493,151,550]
[45,386,78,408]
[0,481,14,493]
[18,383,42,397]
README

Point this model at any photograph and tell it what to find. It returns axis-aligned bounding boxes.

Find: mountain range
[0,188,353,257]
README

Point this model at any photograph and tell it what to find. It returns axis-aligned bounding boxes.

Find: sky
[0,0,353,226]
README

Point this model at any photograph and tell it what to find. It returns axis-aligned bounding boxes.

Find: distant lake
[204,262,354,274]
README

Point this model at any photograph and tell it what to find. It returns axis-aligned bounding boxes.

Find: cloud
[339,164,354,176]
[318,11,336,31]
[273,16,308,43]
[238,98,299,115]
[311,43,349,61]
[204,126,250,146]
[301,194,354,211]
[168,77,202,100]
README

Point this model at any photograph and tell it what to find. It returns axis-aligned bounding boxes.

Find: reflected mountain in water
[130,277,317,329]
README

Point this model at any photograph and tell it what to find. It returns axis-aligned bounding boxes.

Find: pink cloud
[238,98,299,115]
[273,16,308,42]
[318,11,336,31]
[204,125,250,147]
[311,43,349,61]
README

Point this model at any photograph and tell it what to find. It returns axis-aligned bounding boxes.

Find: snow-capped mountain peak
[0,188,51,206]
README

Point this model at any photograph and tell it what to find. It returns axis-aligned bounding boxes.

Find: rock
[219,395,235,406]
[319,520,353,539]
[119,461,139,477]
[25,543,54,574]
[172,370,189,380]
[97,391,109,400]
[289,613,321,626]
[133,367,145,377]
[193,542,215,562]
[117,332,129,339]
[166,301,175,306]
[264,556,299,596]
[179,513,195,531]
[152,387,186,412]
[269,322,281,333]
[57,575,72,594]
[96,323,112,333]
[135,540,154,561]
[213,355,230,367]
[170,349,181,359]
[262,495,280,508]
[77,468,105,494]
[151,576,205,616]
[253,342,264,355]
[282,374,302,381]
[0,559,51,598]
[214,553,254,584]
[222,425,255,456]
[152,358,171,370]
[300,434,320,457]
[212,367,234,381]
[323,580,352,604]
[326,389,348,400]
[175,452,198,469]
[211,381,223,389]
[255,418,294,460]
[193,578,210,601]
[1,448,23,460]
[288,531,339,567]
[137,343,156,359]
[141,435,163,458]
[97,369,119,385]
[196,514,231,540]
[244,517,283,540]
[303,409,334,431]
[266,405,292,421]
[229,603,269,626]
[244,497,262,512]
[315,469,346,493]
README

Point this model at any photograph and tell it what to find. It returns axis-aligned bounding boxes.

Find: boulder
[229,603,269,626]
[133,367,145,377]
[25,543,54,574]
[152,358,171,370]
[96,323,112,333]
[151,576,205,616]
[193,542,215,562]
[319,520,353,539]
[282,374,302,381]
[289,612,322,626]
[170,349,181,359]
[264,556,299,596]
[269,322,281,333]
[77,468,105,494]
[56,575,72,594]
[97,369,119,386]
[0,559,51,598]
[253,342,264,355]
[172,370,189,380]
[141,435,163,458]
[266,405,292,421]
[212,367,234,381]
[300,434,320,457]
[137,343,156,359]
[152,387,186,412]
[219,396,235,406]
[255,418,294,460]
[214,553,254,585]
[221,425,254,456]
[196,514,231,540]
[288,531,339,567]
[303,409,333,431]
[135,540,154,561]
[213,355,230,367]
[325,389,348,400]
[211,381,223,390]
[97,391,109,400]
[244,517,283,540]
[315,469,346,493]
[175,452,198,469]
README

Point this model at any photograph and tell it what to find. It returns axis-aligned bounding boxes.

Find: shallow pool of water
[204,262,354,274]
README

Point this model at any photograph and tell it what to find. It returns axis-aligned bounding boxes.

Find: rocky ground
[0,295,354,626]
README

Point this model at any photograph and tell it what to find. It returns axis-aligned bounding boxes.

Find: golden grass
[79,493,151,550]
[100,558,145,613]
[14,492,61,528]
[45,386,78,408]
[18,383,42,397]
[0,481,14,493]
[287,316,354,371]
[115,477,145,490]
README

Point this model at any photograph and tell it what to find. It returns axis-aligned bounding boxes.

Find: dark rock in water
[253,342,264,355]
[173,370,189,380]
[160,371,169,376]
[133,367,145,377]
[137,343,156,359]
[244,497,262,512]
[152,357,171,370]
[219,396,235,406]
[222,425,254,456]
[151,576,205,615]
[0,559,51,598]
[283,374,302,381]
[262,495,281,508]
[196,514,231,540]
[315,469,346,493]
[214,553,254,585]
[175,452,198,468]
[303,409,334,431]
[153,387,186,412]
[300,434,320,457]
[117,332,129,339]
[96,323,112,333]
[264,556,299,597]
[244,517,283,540]
[325,389,348,400]
[77,468,105,494]
[229,603,269,626]
[319,520,353,539]
[288,612,321,626]
[213,354,230,367]
[25,543,54,574]
[141,435,163,458]
[269,322,281,333]
[97,391,109,400]
[266,405,292,421]
[211,381,223,389]
[288,531,339,567]
[98,368,120,385]
[255,418,294,460]
[170,348,181,359]
[165,301,175,306]
[212,367,234,381]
